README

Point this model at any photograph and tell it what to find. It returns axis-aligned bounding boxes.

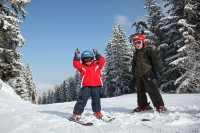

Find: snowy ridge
[0,80,200,133]
[0,79,24,105]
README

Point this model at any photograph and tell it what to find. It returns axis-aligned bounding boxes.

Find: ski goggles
[83,57,93,63]
[133,40,143,46]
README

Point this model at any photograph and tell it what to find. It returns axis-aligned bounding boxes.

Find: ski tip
[84,122,93,126]
[141,119,151,121]
[101,117,115,122]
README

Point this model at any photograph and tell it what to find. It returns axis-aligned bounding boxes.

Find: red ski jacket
[73,56,105,87]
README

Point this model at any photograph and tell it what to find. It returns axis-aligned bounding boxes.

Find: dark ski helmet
[81,50,94,59]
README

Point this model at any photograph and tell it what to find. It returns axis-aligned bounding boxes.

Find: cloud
[35,81,54,96]
[114,15,131,27]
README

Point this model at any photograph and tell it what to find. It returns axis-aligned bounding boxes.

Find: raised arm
[93,49,105,69]
[73,48,83,72]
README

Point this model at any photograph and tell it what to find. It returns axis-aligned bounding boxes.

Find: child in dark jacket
[131,34,166,113]
[70,49,105,121]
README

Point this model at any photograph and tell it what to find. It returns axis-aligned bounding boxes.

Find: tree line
[38,0,200,104]
[1,0,199,104]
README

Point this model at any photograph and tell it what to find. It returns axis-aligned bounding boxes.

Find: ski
[141,118,151,121]
[102,117,115,122]
[97,116,115,123]
[68,118,93,126]
[132,109,154,113]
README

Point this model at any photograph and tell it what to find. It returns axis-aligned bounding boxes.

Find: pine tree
[144,0,166,89]
[59,80,67,102]
[104,24,133,97]
[38,72,81,104]
[158,0,186,92]
[24,63,37,103]
[144,0,164,46]
[10,73,28,99]
[49,89,54,103]
[53,84,61,103]
[66,75,77,101]
[73,71,81,98]
[171,0,200,93]
[0,0,31,98]
[129,21,147,41]
[41,92,47,104]
[38,97,42,104]
[102,41,113,97]
[0,0,29,80]
[46,89,51,104]
[3,57,29,100]
[63,75,76,102]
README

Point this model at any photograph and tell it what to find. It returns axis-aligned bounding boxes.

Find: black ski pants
[73,86,101,115]
[135,76,164,107]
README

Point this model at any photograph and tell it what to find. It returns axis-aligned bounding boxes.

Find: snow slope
[0,79,200,133]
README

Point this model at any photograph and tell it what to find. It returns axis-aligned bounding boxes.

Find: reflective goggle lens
[83,58,93,63]
[133,40,143,45]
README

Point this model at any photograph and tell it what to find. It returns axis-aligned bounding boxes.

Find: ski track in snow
[0,80,200,133]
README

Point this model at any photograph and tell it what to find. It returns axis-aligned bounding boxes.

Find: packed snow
[0,79,200,133]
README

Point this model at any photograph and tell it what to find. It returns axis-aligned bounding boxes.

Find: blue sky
[18,0,162,94]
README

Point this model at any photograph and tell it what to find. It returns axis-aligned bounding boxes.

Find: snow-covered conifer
[41,92,47,104]
[103,24,133,97]
[53,84,61,103]
[0,0,31,99]
[73,71,81,98]
[158,0,186,92]
[25,63,37,103]
[144,0,164,46]
[172,0,200,93]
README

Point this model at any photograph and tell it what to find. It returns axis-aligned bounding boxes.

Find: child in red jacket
[70,48,105,121]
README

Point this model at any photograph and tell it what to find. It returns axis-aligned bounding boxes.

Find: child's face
[132,40,143,49]
[83,58,93,65]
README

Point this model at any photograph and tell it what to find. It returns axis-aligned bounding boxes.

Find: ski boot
[133,102,153,112]
[94,112,103,119]
[69,114,82,121]
[156,106,167,113]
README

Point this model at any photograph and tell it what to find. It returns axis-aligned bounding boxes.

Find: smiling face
[83,57,93,65]
[132,40,143,49]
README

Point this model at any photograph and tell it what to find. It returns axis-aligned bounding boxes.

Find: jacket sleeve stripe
[82,67,86,72]
[81,75,85,88]
[95,66,99,72]
[97,74,103,86]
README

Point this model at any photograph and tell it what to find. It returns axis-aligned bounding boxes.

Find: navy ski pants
[73,86,101,115]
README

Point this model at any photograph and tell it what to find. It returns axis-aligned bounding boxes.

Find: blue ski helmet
[81,50,94,59]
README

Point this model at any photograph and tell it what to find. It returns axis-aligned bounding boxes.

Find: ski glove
[93,49,98,55]
[93,49,101,60]
[74,48,80,60]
